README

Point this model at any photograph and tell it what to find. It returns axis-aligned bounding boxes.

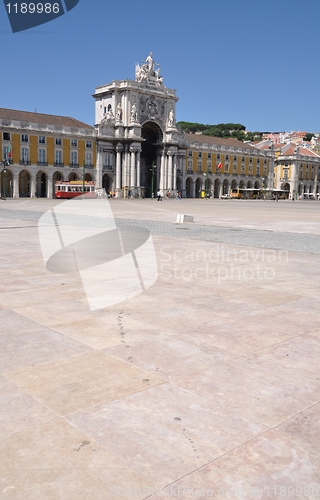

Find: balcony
[20,160,31,166]
[103,165,114,171]
[54,162,64,168]
[85,164,94,169]
[186,169,193,175]
[70,163,79,168]
[176,168,182,175]
[37,161,48,167]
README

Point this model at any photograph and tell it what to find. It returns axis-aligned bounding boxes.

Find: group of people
[156,190,182,201]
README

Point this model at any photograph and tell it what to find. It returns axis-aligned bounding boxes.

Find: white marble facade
[93,53,187,197]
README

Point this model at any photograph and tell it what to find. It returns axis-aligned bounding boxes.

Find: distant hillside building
[256,139,320,198]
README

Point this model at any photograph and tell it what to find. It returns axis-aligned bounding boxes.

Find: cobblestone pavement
[1,206,320,254]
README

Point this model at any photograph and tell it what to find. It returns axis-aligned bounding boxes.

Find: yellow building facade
[184,134,273,198]
[0,108,96,198]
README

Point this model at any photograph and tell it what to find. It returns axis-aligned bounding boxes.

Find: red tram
[55,181,96,199]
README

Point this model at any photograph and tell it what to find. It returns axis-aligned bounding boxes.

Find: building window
[257,158,260,164]
[21,148,29,164]
[187,160,192,171]
[21,134,28,142]
[71,151,78,166]
[85,152,92,166]
[71,139,78,147]
[241,165,245,173]
[256,166,260,175]
[233,164,237,173]
[198,152,202,158]
[242,157,245,162]
[208,153,211,159]
[234,156,237,162]
[39,136,46,144]
[3,132,10,141]
[38,149,46,163]
[55,138,62,146]
[249,157,252,163]
[55,150,62,165]
[197,161,202,171]
[249,164,252,172]
[284,168,288,180]
[104,106,107,114]
[188,150,193,157]
[225,164,229,172]
[207,162,212,172]
[217,154,220,160]
[105,154,111,166]
[86,141,92,149]
[3,145,11,161]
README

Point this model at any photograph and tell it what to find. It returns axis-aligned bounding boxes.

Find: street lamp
[203,171,210,199]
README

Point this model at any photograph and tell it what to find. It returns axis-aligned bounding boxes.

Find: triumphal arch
[93,52,187,197]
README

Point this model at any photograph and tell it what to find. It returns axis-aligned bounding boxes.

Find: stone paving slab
[0,199,320,499]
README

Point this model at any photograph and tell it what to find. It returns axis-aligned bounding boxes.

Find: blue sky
[1,0,320,132]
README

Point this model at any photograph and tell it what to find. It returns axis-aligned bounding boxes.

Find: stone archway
[195,177,202,198]
[69,172,79,181]
[141,121,163,197]
[84,173,93,181]
[186,177,193,198]
[231,179,238,190]
[214,178,221,198]
[222,179,229,195]
[36,171,47,198]
[19,170,31,197]
[102,173,113,193]
[0,168,13,198]
[254,180,261,189]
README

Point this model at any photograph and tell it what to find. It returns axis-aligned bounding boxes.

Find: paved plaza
[1,198,320,499]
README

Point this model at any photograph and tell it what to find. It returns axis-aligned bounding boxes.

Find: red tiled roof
[0,108,94,129]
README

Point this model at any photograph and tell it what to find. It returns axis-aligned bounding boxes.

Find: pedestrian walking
[157,189,162,201]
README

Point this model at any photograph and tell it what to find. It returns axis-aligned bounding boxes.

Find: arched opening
[186,177,193,198]
[69,172,79,181]
[36,171,47,198]
[19,170,31,197]
[141,121,163,197]
[222,179,229,195]
[214,178,221,198]
[231,179,238,190]
[102,173,113,194]
[53,171,63,185]
[254,180,261,189]
[0,168,13,198]
[247,180,253,188]
[239,180,246,189]
[84,173,93,181]
[195,177,202,198]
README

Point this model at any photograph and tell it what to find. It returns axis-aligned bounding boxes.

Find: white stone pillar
[136,149,141,188]
[116,145,122,191]
[30,174,36,198]
[12,173,19,198]
[160,150,166,192]
[47,176,53,198]
[191,179,196,198]
[173,154,177,191]
[96,146,103,189]
[130,148,136,189]
[168,152,173,191]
